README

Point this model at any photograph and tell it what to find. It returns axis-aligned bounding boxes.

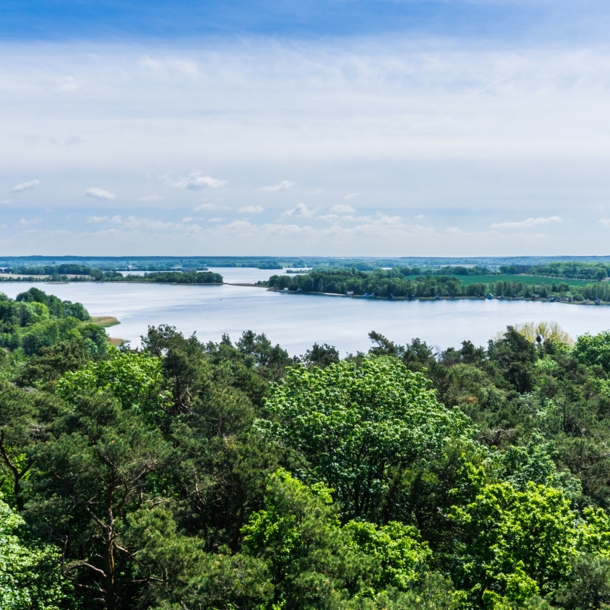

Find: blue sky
[2,1,610,255]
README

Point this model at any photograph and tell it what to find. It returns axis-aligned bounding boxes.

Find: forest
[267,268,610,302]
[4,289,610,608]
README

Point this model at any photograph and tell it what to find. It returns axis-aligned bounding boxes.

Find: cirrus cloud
[491,216,562,229]
[11,179,39,192]
[261,180,295,192]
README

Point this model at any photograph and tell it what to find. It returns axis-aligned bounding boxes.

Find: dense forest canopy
[5,289,610,607]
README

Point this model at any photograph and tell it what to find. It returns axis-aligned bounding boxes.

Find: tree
[450,482,577,606]
[242,469,433,607]
[28,392,171,610]
[0,383,40,511]
[121,505,273,610]
[574,331,610,373]
[0,494,70,609]
[302,343,340,368]
[56,348,168,419]
[487,327,538,393]
[259,357,471,520]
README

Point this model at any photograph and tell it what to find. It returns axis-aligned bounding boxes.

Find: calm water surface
[2,267,610,355]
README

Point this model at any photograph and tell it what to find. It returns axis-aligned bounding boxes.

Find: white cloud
[11,179,39,193]
[599,219,610,228]
[0,199,12,205]
[415,214,425,220]
[168,172,227,190]
[491,216,562,229]
[182,216,193,222]
[84,187,116,200]
[17,217,41,226]
[330,204,355,214]
[239,205,264,213]
[138,195,159,202]
[209,217,224,222]
[88,216,109,223]
[261,180,295,192]
[193,202,229,211]
[344,193,360,200]
[93,215,202,232]
[281,202,316,218]
[318,214,340,222]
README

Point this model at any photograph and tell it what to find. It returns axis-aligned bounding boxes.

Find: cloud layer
[1,35,610,254]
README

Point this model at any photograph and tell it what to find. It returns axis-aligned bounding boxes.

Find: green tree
[242,469,433,607]
[56,347,168,419]
[574,331,610,373]
[28,391,171,610]
[451,482,577,607]
[259,357,471,520]
[0,494,70,609]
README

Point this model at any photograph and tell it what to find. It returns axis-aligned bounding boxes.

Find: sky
[2,0,610,256]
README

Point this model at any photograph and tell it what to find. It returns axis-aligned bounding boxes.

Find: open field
[455,275,591,287]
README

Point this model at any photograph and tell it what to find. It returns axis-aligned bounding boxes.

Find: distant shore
[267,288,609,305]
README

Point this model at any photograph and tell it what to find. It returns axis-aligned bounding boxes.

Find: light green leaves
[0,495,68,610]
[451,482,577,606]
[56,346,169,416]
[258,357,471,519]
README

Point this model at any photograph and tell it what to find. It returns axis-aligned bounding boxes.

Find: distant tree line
[500,261,610,281]
[268,269,610,301]
[120,270,223,284]
[7,264,94,275]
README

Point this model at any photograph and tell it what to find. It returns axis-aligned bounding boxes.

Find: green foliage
[344,520,431,591]
[268,267,610,302]
[126,270,223,284]
[259,357,471,519]
[0,289,95,356]
[8,316,610,609]
[56,347,168,417]
[574,331,610,373]
[242,469,434,607]
[451,482,578,606]
[28,391,171,610]
[0,494,70,609]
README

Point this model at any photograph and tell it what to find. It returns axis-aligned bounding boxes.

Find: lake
[2,267,610,356]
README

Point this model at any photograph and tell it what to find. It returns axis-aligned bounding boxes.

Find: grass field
[455,275,591,287]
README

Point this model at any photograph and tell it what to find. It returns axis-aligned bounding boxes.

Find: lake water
[2,267,610,356]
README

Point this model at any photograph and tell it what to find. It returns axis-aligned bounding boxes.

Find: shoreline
[267,288,609,305]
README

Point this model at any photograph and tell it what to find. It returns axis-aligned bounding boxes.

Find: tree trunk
[104,534,116,610]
